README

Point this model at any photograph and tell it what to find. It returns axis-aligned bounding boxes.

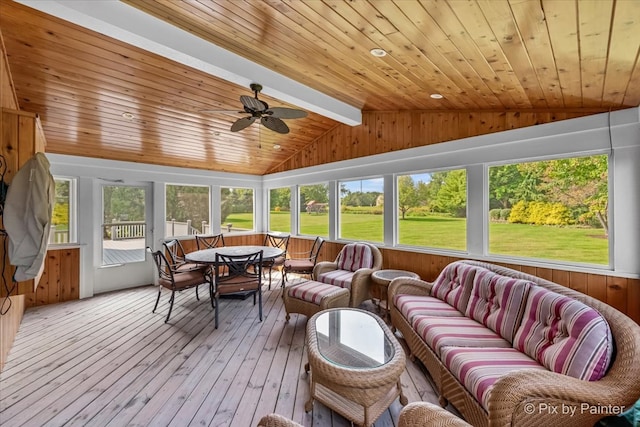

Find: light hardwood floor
[0,277,441,427]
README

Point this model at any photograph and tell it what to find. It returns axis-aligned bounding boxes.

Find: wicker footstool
[283,280,350,322]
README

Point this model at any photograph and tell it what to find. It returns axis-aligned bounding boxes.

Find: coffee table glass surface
[314,309,394,369]
[305,308,407,426]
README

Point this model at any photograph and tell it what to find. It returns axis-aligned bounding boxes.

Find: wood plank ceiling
[2,0,639,175]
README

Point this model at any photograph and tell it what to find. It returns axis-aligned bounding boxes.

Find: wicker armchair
[313,242,382,308]
[398,402,471,426]
[257,402,469,427]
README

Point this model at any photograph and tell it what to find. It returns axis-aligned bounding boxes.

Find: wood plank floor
[0,276,442,427]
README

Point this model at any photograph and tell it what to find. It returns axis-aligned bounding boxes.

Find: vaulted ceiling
[2,0,639,175]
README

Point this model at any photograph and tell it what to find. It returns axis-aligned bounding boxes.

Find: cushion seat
[394,295,465,324]
[284,280,350,321]
[440,346,546,410]
[317,269,356,289]
[413,316,512,356]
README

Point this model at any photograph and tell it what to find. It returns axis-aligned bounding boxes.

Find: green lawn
[239,212,609,265]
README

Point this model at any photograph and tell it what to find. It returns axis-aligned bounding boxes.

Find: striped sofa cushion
[336,243,374,272]
[317,269,355,290]
[430,261,477,313]
[513,286,613,381]
[394,295,464,325]
[441,347,546,410]
[465,269,532,342]
[413,316,511,356]
[288,280,346,305]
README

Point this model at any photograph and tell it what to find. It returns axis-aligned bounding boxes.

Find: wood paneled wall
[26,248,80,307]
[288,237,640,325]
[268,110,596,173]
[0,27,21,371]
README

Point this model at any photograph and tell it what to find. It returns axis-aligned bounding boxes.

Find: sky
[341,173,432,193]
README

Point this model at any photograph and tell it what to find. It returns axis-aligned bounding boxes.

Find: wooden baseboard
[0,294,25,371]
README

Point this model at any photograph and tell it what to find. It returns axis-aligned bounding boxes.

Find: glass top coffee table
[305,308,407,426]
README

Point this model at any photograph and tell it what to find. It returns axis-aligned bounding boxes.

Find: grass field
[230,211,609,265]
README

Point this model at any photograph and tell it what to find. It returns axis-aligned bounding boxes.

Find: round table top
[371,269,420,285]
[185,245,284,263]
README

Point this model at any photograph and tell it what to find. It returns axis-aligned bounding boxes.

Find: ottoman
[284,280,350,321]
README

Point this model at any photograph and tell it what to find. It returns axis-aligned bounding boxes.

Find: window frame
[484,151,612,269]
[220,186,256,233]
[394,167,468,253]
[164,183,211,238]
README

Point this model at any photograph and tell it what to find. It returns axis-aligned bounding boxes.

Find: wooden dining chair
[213,250,263,329]
[195,233,226,250]
[149,248,212,323]
[262,233,290,289]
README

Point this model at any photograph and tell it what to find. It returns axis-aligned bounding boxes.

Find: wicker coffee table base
[305,308,407,427]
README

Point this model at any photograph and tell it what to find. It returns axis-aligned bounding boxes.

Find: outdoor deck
[0,276,447,427]
[102,238,146,265]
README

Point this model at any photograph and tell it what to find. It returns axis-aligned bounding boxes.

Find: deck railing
[105,221,146,240]
[49,221,236,244]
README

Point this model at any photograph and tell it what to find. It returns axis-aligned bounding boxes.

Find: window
[221,187,254,232]
[51,177,76,244]
[339,178,383,242]
[488,154,608,265]
[299,183,329,237]
[269,187,291,232]
[397,170,467,251]
[165,184,210,237]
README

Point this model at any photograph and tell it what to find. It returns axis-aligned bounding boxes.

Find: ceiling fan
[203,83,308,134]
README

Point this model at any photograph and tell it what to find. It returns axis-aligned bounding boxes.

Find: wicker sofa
[389,260,640,427]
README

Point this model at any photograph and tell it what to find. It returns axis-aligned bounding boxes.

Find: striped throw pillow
[465,269,532,342]
[513,286,613,381]
[430,261,477,313]
[336,243,373,272]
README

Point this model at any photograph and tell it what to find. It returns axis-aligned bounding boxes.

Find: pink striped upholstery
[288,280,345,305]
[336,243,374,272]
[441,347,546,410]
[465,270,532,342]
[513,286,613,381]
[430,261,477,313]
[413,316,511,356]
[394,295,464,324]
[317,269,355,290]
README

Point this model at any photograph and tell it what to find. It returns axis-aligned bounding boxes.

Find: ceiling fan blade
[267,107,308,119]
[200,109,244,114]
[261,116,289,134]
[240,95,267,112]
[230,116,256,132]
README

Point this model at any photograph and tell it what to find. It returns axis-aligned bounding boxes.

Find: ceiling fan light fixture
[370,48,387,57]
[430,93,444,99]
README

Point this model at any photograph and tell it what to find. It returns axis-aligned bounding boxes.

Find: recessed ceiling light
[370,48,387,57]
[273,144,281,150]
[121,112,135,119]
[430,93,444,99]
